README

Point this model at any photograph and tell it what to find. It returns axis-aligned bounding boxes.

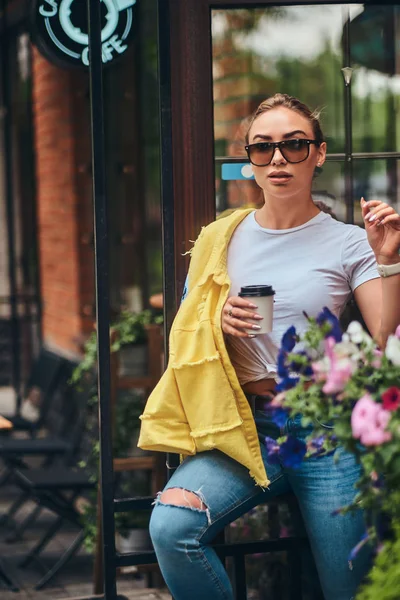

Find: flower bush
[267,308,400,599]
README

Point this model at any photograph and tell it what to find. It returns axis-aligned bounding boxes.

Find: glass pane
[103,0,161,312]
[215,160,263,216]
[353,158,400,225]
[312,161,346,222]
[212,5,350,162]
[215,158,345,221]
[351,6,400,153]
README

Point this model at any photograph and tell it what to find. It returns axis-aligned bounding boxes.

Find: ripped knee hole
[158,488,207,511]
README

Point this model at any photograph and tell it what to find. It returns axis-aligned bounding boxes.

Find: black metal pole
[87,2,117,599]
[342,7,354,224]
[27,44,43,352]
[157,0,179,475]
[0,0,22,412]
[158,0,175,348]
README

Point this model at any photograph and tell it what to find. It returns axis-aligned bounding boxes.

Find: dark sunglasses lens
[282,139,309,162]
[248,143,273,166]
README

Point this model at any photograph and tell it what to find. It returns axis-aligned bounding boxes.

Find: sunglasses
[244,138,320,167]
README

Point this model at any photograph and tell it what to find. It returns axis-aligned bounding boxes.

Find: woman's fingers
[362,199,400,227]
[366,206,400,228]
[224,296,257,311]
[225,305,263,322]
[361,197,370,220]
[380,213,400,228]
[223,323,254,338]
[222,296,264,337]
[229,315,262,331]
[366,205,394,225]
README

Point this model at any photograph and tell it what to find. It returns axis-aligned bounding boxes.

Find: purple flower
[311,435,325,451]
[264,436,280,464]
[309,435,326,456]
[316,307,342,342]
[281,326,298,352]
[276,375,300,393]
[279,436,307,469]
[348,532,370,562]
[277,333,301,392]
[289,351,313,377]
[277,350,288,378]
[264,406,288,428]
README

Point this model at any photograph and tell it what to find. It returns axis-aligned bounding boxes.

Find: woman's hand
[361,198,400,263]
[222,296,263,337]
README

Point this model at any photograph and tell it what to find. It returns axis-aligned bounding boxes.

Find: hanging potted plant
[114,310,163,377]
[70,308,163,386]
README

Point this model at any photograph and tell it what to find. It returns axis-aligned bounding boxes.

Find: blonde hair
[245,93,324,145]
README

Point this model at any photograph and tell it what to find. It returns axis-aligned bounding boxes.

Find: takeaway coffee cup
[238,285,275,334]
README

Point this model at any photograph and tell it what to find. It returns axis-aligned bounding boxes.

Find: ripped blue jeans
[149,411,371,600]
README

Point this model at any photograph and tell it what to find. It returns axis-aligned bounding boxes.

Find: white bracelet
[376,262,400,277]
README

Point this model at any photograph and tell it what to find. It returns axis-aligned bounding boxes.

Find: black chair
[13,466,96,590]
[2,348,67,439]
[0,363,87,539]
[9,373,99,588]
[0,347,69,524]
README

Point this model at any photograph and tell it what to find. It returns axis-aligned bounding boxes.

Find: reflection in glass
[212,5,400,226]
[312,162,345,221]
[215,160,346,221]
[212,5,349,161]
[353,159,400,225]
[215,171,263,216]
[350,6,400,153]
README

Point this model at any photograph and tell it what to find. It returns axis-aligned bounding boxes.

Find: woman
[138,94,400,600]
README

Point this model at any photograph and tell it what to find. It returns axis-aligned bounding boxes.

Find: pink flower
[360,426,391,446]
[360,427,391,446]
[377,410,391,429]
[351,394,392,446]
[311,359,328,382]
[322,359,354,394]
[395,325,400,339]
[371,349,383,369]
[351,395,379,438]
[321,337,356,394]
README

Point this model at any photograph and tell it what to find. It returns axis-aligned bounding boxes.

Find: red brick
[32,47,94,355]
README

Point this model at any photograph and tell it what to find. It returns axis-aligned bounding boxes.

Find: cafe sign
[32,0,136,68]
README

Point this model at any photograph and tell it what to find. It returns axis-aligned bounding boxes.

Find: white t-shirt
[226,211,379,384]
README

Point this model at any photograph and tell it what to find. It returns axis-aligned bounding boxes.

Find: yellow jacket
[138,208,270,488]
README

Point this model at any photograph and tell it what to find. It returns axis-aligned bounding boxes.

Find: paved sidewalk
[0,589,171,600]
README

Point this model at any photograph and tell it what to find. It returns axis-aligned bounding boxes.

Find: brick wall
[32,48,94,357]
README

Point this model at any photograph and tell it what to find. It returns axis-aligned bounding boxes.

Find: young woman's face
[247,107,327,201]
